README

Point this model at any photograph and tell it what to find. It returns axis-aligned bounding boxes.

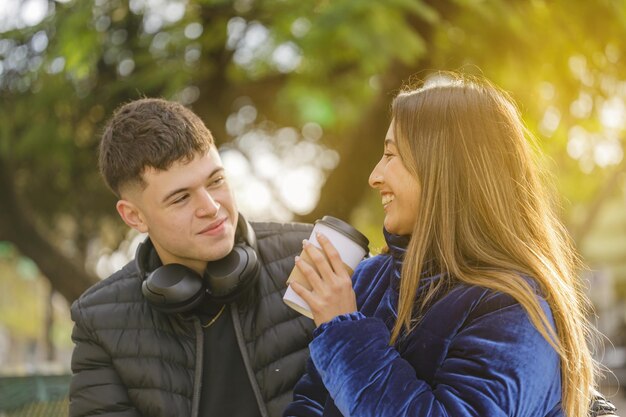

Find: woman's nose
[369,160,383,189]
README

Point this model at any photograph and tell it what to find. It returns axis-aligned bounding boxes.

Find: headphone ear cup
[141,264,206,314]
[205,244,260,303]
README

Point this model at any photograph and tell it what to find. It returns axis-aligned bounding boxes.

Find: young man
[69,98,316,417]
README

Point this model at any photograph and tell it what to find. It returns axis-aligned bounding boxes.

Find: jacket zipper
[231,303,270,417]
[191,317,203,417]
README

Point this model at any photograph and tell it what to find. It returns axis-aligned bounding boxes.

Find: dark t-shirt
[198,303,262,417]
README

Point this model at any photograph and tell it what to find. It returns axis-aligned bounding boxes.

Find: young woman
[285,73,600,417]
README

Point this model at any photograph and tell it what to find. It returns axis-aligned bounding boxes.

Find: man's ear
[116,199,148,233]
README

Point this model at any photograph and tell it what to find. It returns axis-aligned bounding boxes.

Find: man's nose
[196,191,220,218]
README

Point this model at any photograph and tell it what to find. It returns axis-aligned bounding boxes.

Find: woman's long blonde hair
[390,73,597,417]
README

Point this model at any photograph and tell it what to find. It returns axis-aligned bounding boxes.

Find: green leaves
[2,0,626,305]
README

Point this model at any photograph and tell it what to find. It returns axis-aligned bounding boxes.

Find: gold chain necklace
[201,304,226,328]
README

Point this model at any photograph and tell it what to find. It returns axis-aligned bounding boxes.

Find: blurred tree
[0,0,625,307]
[0,0,444,302]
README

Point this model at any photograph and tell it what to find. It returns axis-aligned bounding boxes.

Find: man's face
[119,147,238,274]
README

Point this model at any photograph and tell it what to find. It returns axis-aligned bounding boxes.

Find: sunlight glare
[21,0,47,27]
[184,22,203,40]
[272,42,301,73]
[570,92,593,119]
[238,179,272,218]
[539,106,560,137]
[600,97,625,130]
[233,22,270,67]
[594,138,623,167]
[252,152,282,180]
[278,167,322,214]
[276,127,299,147]
[567,126,588,160]
[220,148,251,177]
[302,122,323,141]
[0,0,48,32]
[538,82,555,101]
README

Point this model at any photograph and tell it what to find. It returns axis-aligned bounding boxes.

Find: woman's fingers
[290,281,317,308]
[315,233,350,280]
[292,236,358,327]
[295,254,324,292]
[303,240,336,282]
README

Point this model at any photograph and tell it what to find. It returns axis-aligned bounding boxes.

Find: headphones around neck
[136,214,260,314]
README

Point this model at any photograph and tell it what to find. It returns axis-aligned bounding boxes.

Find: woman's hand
[290,233,358,327]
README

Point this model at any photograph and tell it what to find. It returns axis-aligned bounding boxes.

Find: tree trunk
[299,0,456,224]
[0,158,98,304]
[571,159,626,246]
[299,62,414,224]
[44,286,56,362]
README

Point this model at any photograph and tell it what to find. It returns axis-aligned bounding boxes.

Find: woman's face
[368,123,421,236]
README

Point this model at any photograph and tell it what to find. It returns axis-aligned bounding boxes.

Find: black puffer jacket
[69,222,315,417]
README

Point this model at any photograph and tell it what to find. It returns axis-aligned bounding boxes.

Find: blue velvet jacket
[284,232,563,417]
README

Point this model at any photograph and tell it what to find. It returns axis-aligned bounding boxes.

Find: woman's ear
[116,199,148,233]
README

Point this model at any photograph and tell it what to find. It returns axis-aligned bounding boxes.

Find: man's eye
[173,195,188,204]
[211,177,225,186]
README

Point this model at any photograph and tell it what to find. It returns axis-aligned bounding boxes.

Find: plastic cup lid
[315,215,369,250]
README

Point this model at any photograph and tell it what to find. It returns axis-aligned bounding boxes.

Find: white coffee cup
[283,216,369,319]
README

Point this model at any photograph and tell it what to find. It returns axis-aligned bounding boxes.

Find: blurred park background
[1,0,626,415]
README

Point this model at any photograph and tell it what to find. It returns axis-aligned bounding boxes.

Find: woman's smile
[381,193,395,207]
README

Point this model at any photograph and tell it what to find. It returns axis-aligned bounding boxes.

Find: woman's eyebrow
[384,138,397,149]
